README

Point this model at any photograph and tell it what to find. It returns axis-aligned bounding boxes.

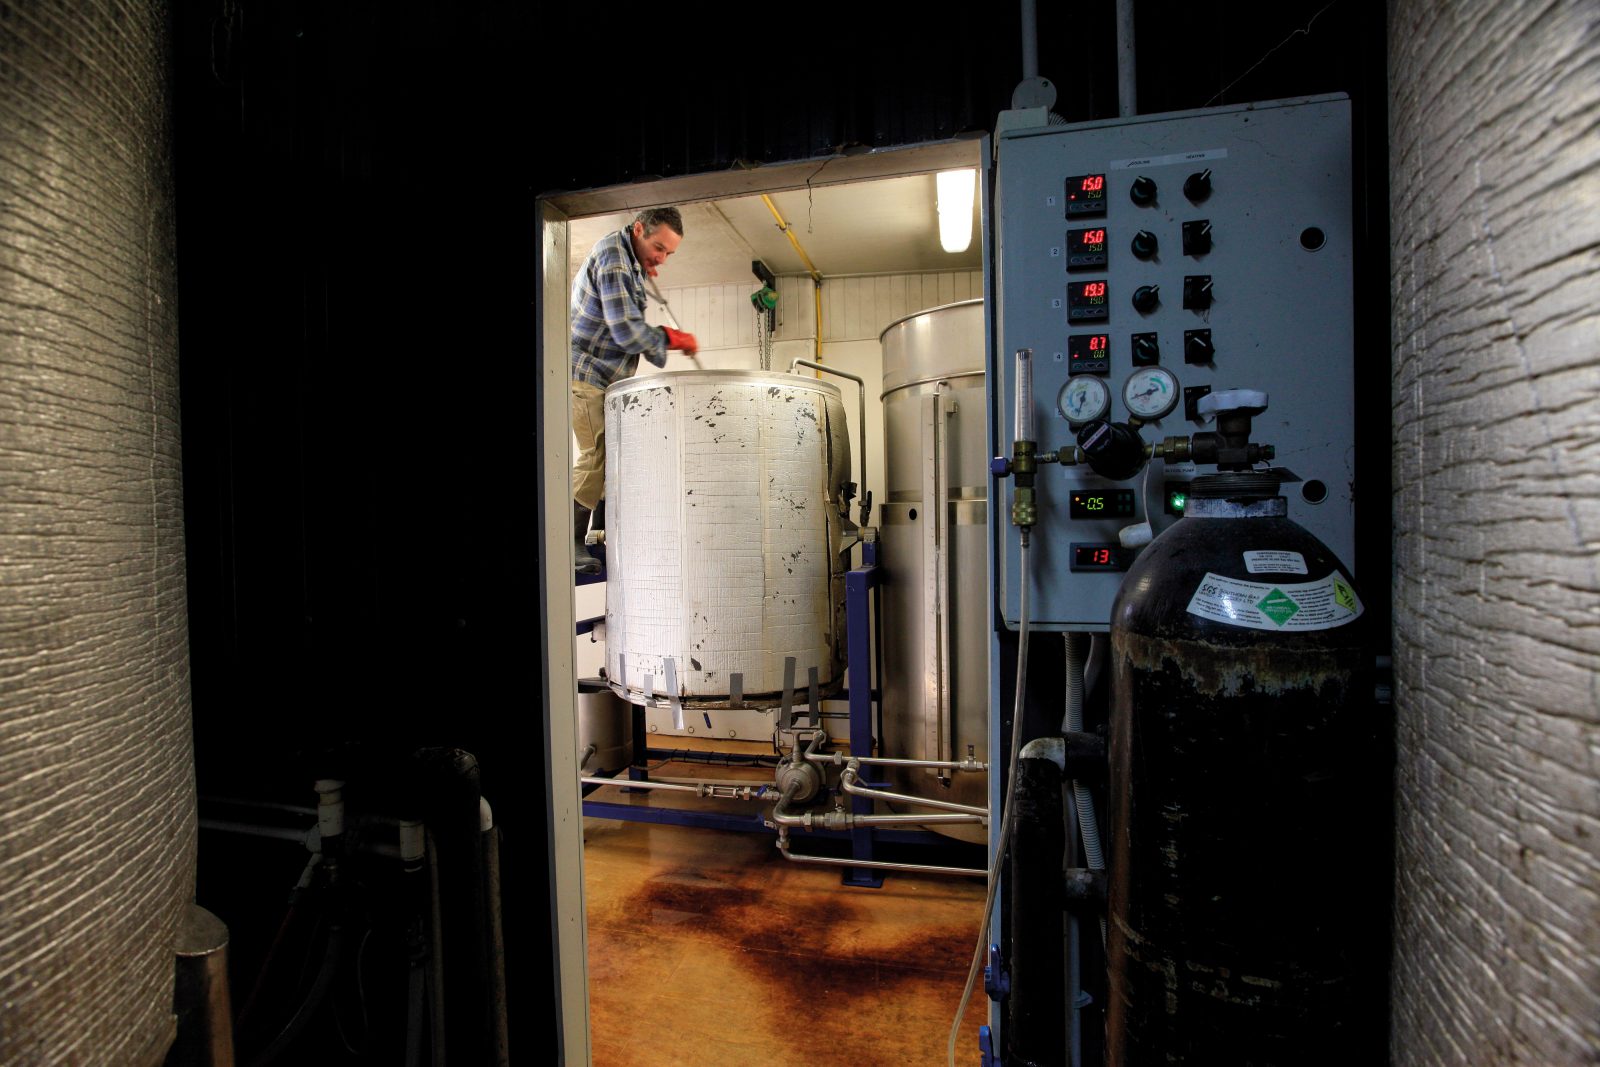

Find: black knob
[1132,333,1160,365]
[1184,329,1214,364]
[1077,420,1148,481]
[1184,169,1212,202]
[1132,285,1161,314]
[1131,230,1159,260]
[1129,175,1157,206]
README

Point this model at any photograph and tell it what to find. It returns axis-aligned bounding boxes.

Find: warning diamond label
[1256,589,1301,625]
[1186,571,1363,632]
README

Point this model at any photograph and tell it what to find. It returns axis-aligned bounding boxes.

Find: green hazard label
[1186,571,1363,632]
[1256,589,1301,626]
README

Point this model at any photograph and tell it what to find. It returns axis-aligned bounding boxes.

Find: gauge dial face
[1122,367,1180,420]
[1058,376,1111,424]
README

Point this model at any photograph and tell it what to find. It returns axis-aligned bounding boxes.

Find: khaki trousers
[571,380,606,509]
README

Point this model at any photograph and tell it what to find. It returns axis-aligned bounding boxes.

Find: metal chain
[757,302,772,371]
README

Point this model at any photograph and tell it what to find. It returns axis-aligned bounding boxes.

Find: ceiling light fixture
[936,169,976,254]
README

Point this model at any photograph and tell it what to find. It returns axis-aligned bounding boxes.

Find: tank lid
[877,297,984,343]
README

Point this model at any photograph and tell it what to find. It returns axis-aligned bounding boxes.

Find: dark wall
[170,1,1385,1061]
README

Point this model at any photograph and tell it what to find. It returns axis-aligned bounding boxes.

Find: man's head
[630,207,683,275]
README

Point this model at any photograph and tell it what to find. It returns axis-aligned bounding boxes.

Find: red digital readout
[1083,282,1106,298]
[1088,548,1112,564]
[1090,335,1107,352]
[1082,229,1106,245]
[1081,176,1105,192]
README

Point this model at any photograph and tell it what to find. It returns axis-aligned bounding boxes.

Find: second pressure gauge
[1059,376,1111,425]
[1122,367,1180,420]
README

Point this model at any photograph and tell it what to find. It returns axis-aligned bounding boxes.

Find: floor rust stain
[586,815,986,1065]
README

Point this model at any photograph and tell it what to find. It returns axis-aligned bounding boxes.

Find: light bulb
[936,169,976,253]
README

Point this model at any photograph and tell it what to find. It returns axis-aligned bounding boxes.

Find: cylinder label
[1242,550,1308,574]
[1187,571,1363,631]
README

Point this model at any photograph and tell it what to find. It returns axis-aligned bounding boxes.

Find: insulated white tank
[604,371,850,706]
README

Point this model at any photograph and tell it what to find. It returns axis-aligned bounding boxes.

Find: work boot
[574,502,600,576]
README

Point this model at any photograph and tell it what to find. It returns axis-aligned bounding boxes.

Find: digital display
[1067,333,1111,375]
[1070,489,1136,519]
[1064,174,1108,218]
[1067,227,1108,271]
[1067,280,1110,323]
[1070,542,1132,572]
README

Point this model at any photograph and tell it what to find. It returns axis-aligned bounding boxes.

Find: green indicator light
[1170,492,1186,511]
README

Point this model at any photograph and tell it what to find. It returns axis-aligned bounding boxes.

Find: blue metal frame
[842,538,884,887]
[580,536,963,880]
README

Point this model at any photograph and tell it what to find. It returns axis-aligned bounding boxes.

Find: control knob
[1132,285,1161,314]
[1129,175,1157,206]
[1130,230,1158,260]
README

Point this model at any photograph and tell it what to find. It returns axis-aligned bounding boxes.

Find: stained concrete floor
[581,788,989,1066]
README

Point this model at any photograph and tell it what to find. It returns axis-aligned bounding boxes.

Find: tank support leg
[843,543,884,887]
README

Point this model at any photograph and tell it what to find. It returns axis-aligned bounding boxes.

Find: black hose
[246,924,348,1067]
[1007,752,1067,1067]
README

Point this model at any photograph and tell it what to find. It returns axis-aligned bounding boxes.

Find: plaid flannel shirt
[569,228,668,388]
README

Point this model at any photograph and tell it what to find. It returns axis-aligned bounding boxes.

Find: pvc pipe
[1064,634,1106,874]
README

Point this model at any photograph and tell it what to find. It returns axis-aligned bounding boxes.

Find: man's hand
[663,327,699,356]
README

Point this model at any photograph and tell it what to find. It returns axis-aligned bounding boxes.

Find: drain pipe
[1116,0,1137,116]
[412,748,494,1067]
[1008,737,1067,1067]
[480,798,510,1066]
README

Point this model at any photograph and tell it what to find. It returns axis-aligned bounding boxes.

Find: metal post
[843,540,883,887]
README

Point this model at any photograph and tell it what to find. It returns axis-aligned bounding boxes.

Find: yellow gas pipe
[760,194,824,364]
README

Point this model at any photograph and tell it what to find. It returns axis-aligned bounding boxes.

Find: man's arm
[595,265,668,365]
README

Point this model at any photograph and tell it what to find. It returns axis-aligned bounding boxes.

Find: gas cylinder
[1106,470,1386,1065]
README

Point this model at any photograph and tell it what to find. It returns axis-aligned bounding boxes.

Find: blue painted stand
[583,537,951,881]
[842,539,884,887]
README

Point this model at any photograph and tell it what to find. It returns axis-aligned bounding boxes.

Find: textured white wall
[0,3,196,1064]
[1389,2,1600,1062]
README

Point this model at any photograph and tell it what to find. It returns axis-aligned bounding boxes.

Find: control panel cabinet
[994,95,1356,629]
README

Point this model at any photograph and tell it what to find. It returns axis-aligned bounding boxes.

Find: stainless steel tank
[577,678,632,773]
[878,299,988,842]
[604,370,850,712]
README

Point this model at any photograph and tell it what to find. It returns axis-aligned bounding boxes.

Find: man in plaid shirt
[570,206,698,574]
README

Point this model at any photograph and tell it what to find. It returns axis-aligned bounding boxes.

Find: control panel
[994,95,1356,629]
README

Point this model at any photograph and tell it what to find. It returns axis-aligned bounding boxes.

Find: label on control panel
[1186,571,1362,631]
[1242,550,1308,575]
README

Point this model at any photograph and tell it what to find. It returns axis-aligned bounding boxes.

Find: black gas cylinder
[1106,473,1386,1065]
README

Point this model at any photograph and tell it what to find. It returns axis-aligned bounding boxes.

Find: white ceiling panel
[565,171,982,288]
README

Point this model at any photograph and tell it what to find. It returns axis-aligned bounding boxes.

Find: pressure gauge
[1058,376,1111,425]
[1122,367,1180,420]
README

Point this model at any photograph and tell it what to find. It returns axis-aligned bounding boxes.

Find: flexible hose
[949,534,1032,1067]
[247,924,348,1067]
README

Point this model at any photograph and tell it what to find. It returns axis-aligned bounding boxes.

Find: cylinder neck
[1187,472,1287,518]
